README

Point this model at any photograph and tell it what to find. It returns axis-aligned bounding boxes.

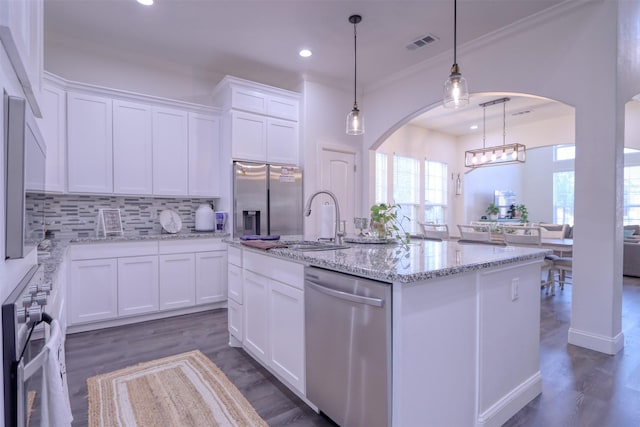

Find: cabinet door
[228,263,243,304]
[188,113,220,196]
[67,92,113,193]
[267,118,299,165]
[231,111,267,162]
[195,251,227,305]
[68,258,117,324]
[113,100,153,195]
[243,269,269,364]
[117,255,159,316]
[268,279,305,393]
[153,107,188,195]
[159,253,195,310]
[37,83,66,193]
[228,298,243,342]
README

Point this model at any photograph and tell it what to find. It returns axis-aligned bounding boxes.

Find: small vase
[370,220,387,239]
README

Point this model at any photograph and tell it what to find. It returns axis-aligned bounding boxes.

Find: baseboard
[476,371,542,427]
[568,327,624,355]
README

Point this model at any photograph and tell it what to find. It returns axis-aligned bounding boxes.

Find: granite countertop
[239,239,551,284]
[39,230,230,283]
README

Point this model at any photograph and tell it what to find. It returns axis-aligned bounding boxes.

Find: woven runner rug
[87,350,268,427]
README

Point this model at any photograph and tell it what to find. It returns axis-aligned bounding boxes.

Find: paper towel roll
[320,204,335,239]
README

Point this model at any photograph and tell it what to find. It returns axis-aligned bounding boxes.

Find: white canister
[195,203,215,231]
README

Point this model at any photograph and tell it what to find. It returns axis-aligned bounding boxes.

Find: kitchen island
[230,239,550,427]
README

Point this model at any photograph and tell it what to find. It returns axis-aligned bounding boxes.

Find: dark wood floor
[63,277,640,427]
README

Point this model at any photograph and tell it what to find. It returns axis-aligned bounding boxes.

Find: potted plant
[370,203,410,244]
[516,204,529,223]
[486,203,499,220]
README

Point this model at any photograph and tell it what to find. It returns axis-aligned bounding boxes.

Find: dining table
[540,238,573,256]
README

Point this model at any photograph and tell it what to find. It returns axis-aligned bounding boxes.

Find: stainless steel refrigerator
[233,161,303,238]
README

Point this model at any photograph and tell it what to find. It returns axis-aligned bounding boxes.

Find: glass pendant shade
[346,104,364,135]
[443,65,469,109]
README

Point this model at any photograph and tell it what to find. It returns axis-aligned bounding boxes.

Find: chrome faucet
[304,190,344,244]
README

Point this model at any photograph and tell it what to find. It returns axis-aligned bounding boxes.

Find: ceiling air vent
[406,33,439,51]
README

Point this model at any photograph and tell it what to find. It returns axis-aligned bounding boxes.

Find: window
[554,145,575,161]
[624,165,640,224]
[375,152,387,204]
[393,155,419,233]
[424,160,448,224]
[553,171,574,225]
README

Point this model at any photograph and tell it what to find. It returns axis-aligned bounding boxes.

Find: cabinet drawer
[228,245,242,266]
[69,241,158,260]
[243,251,304,290]
[159,238,226,254]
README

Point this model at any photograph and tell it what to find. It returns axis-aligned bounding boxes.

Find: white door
[231,111,267,161]
[321,148,358,236]
[267,118,298,165]
[117,255,159,316]
[195,251,227,304]
[113,100,153,195]
[158,253,195,310]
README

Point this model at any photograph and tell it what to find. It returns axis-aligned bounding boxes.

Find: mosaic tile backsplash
[41,194,220,238]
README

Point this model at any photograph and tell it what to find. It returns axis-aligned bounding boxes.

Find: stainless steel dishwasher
[305,266,391,427]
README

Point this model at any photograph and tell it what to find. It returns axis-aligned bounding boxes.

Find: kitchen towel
[320,203,335,239]
[41,319,73,427]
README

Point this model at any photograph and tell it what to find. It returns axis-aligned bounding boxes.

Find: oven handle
[306,280,385,307]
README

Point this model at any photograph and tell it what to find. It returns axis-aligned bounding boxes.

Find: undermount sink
[286,242,350,252]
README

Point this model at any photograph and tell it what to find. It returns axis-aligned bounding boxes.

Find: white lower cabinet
[67,239,225,329]
[69,258,118,324]
[159,253,196,310]
[195,251,227,304]
[117,255,159,316]
[241,250,305,394]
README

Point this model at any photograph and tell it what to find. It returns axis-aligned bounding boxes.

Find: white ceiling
[43,0,570,135]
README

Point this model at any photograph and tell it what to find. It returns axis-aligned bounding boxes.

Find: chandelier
[464,97,526,168]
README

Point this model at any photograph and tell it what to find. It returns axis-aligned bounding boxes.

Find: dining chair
[457,224,491,242]
[419,223,449,241]
[502,226,556,294]
[539,223,569,239]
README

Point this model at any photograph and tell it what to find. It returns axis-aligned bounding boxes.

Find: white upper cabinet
[152,107,189,196]
[213,76,300,165]
[188,113,220,197]
[113,100,153,195]
[67,91,113,193]
[0,0,43,115]
[230,111,267,162]
[37,81,66,193]
[267,118,299,165]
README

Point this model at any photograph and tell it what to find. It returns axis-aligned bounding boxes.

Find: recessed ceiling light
[299,49,312,58]
[137,0,153,5]
[470,125,478,130]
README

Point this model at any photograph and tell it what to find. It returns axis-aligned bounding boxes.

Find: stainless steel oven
[2,265,54,427]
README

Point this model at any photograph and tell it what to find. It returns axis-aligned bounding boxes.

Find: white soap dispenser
[195,203,215,231]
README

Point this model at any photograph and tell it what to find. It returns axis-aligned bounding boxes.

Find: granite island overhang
[234,239,551,426]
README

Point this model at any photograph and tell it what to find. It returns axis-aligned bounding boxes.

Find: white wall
[45,33,222,105]
[300,79,363,238]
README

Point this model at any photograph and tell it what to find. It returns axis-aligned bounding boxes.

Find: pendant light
[443,0,469,109]
[346,14,364,135]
